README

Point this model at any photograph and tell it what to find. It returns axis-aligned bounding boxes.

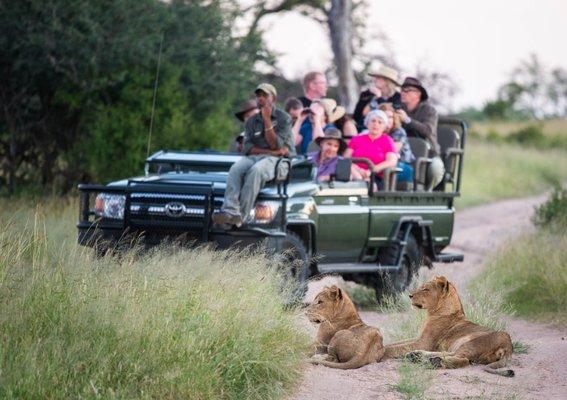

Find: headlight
[250,201,280,224]
[95,193,126,219]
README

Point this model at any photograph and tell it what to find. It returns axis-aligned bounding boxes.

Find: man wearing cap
[396,77,445,190]
[353,65,402,130]
[228,99,259,153]
[213,83,295,227]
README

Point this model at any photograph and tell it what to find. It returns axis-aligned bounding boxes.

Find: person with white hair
[344,109,398,185]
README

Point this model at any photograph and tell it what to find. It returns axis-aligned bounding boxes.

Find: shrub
[532,185,567,229]
[506,124,545,147]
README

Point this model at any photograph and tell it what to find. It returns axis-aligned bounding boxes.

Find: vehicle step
[317,263,399,274]
[434,252,464,263]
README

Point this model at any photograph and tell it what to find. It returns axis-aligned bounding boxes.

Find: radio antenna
[147,33,164,157]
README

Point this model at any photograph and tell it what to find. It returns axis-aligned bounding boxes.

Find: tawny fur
[305,285,385,369]
[383,276,514,377]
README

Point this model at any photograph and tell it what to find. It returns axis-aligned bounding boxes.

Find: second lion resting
[383,276,514,377]
[305,285,385,369]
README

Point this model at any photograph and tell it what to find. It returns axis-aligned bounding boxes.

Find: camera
[301,108,313,116]
[393,103,402,110]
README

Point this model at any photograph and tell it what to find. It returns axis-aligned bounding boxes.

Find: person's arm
[343,119,358,137]
[311,108,325,142]
[292,114,307,146]
[343,148,353,158]
[393,142,403,153]
[398,105,438,143]
[372,152,398,174]
[248,146,288,156]
[261,105,278,150]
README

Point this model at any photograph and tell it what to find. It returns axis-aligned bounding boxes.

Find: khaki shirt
[242,107,296,156]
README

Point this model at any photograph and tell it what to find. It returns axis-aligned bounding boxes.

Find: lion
[305,285,385,369]
[383,276,514,377]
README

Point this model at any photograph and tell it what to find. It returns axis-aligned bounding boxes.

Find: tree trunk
[328,0,358,112]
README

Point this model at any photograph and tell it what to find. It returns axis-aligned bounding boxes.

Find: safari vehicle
[77,117,466,297]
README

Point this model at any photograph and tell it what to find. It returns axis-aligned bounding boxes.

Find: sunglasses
[401,87,420,94]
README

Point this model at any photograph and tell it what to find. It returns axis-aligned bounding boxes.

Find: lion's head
[305,285,359,324]
[409,276,464,316]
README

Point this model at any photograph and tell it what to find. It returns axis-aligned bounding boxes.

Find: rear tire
[373,233,421,300]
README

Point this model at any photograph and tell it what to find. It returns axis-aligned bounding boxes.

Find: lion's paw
[404,350,426,363]
[428,356,443,369]
[309,353,328,364]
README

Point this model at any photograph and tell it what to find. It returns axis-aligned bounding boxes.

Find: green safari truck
[77,117,466,298]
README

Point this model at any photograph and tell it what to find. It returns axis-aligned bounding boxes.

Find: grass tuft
[393,362,435,400]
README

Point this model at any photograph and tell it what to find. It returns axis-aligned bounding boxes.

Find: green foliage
[393,362,434,400]
[532,185,567,229]
[506,124,546,147]
[1,0,263,191]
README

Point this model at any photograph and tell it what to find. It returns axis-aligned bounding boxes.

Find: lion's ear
[329,285,343,300]
[435,276,449,293]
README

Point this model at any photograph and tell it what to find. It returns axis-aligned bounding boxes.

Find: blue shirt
[298,121,335,154]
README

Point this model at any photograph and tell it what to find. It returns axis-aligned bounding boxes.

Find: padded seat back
[408,137,430,159]
[437,127,460,158]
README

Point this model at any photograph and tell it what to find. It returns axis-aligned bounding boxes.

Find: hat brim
[234,107,256,122]
[329,106,346,123]
[402,84,428,101]
[368,73,401,87]
[315,136,347,154]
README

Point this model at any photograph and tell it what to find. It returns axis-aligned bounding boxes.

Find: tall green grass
[458,140,567,208]
[0,199,310,399]
[474,187,567,324]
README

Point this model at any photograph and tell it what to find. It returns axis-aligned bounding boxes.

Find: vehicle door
[313,182,369,262]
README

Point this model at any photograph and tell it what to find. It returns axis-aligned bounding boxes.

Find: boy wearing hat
[353,65,402,131]
[213,83,295,227]
[307,127,348,182]
[396,77,445,190]
[228,99,259,153]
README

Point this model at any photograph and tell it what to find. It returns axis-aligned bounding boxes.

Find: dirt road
[291,194,567,400]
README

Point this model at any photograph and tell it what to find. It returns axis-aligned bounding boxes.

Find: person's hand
[395,109,410,123]
[369,86,382,98]
[261,105,272,120]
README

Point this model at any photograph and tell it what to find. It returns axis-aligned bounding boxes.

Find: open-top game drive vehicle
[77,117,466,298]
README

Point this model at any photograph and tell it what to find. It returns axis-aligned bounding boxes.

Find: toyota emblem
[165,202,186,218]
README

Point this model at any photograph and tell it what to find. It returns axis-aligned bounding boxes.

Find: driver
[212,83,295,228]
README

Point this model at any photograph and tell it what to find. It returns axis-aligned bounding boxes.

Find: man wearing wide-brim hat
[228,99,259,153]
[213,83,295,227]
[353,65,402,131]
[395,77,445,191]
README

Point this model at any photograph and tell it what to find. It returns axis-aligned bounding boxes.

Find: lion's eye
[317,300,323,304]
[423,288,429,292]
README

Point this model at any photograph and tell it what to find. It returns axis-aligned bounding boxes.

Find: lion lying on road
[305,285,385,369]
[383,276,514,377]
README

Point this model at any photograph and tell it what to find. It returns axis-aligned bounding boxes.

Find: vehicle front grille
[127,192,222,231]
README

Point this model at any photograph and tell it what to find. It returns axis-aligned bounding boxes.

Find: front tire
[279,230,310,305]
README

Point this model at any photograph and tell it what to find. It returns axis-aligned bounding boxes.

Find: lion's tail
[482,346,514,378]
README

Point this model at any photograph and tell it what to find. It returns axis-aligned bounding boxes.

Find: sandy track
[291,194,567,400]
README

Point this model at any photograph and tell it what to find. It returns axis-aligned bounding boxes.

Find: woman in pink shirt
[344,109,398,182]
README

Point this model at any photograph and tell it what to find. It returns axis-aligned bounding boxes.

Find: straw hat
[314,98,346,123]
[368,65,401,86]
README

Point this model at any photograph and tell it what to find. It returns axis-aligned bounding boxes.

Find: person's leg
[239,156,278,222]
[396,162,414,183]
[426,157,445,191]
[214,157,255,225]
